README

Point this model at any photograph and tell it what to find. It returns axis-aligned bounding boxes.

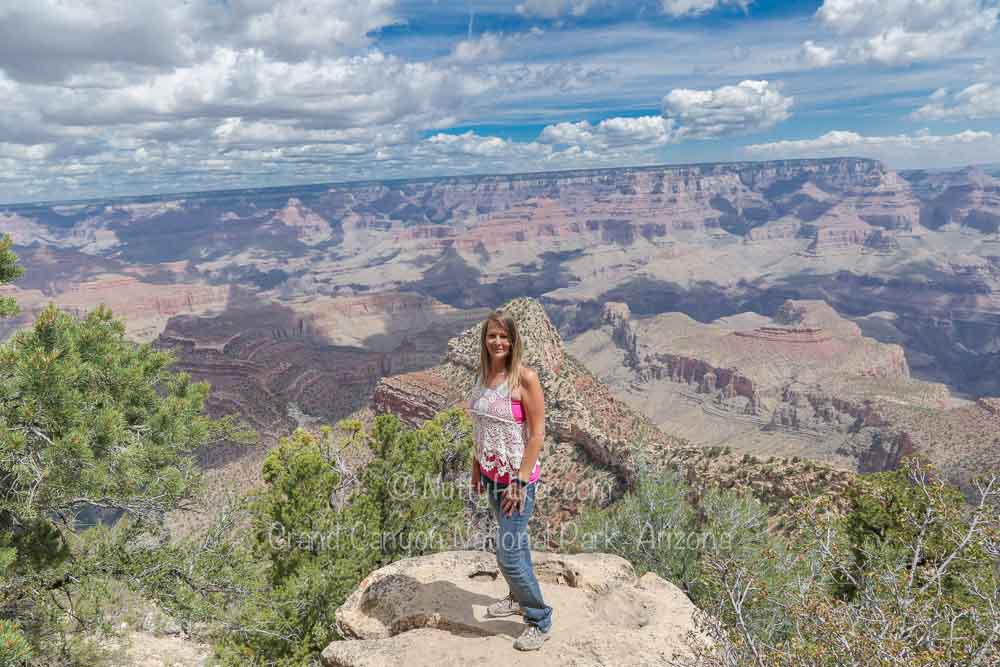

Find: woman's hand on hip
[502,483,527,516]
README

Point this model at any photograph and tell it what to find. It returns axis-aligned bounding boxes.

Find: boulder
[322,550,702,666]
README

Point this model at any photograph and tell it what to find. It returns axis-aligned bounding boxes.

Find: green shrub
[676,459,1000,667]
[574,468,700,589]
[839,460,991,600]
[571,464,795,635]
[209,409,473,665]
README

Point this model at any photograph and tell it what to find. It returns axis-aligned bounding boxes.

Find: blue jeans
[485,478,553,632]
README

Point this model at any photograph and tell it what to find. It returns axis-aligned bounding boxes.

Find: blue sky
[0,0,998,203]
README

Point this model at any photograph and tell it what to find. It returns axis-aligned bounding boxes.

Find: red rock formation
[735,327,833,343]
[372,368,461,427]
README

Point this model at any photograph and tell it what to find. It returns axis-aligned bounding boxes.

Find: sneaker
[513,624,551,651]
[486,593,522,618]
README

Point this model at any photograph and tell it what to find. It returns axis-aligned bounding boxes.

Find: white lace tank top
[469,376,529,480]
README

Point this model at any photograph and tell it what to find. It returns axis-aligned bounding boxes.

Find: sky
[0,0,999,203]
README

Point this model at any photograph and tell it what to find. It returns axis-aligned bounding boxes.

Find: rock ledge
[322,550,701,666]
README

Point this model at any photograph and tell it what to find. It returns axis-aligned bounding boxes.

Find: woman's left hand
[501,483,527,516]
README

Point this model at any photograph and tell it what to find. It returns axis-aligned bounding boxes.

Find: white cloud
[0,0,401,84]
[450,29,547,64]
[0,42,510,202]
[662,80,792,139]
[747,129,992,153]
[452,34,508,63]
[539,116,676,150]
[407,130,650,171]
[225,0,398,62]
[43,48,492,130]
[516,0,750,18]
[801,0,999,67]
[911,82,1000,120]
[0,143,55,160]
[420,132,550,159]
[211,118,412,147]
[472,81,791,166]
[0,1,193,82]
[745,128,999,168]
[516,0,600,17]
[658,0,751,17]
[799,40,838,68]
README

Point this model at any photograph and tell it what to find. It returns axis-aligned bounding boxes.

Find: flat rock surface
[323,550,700,666]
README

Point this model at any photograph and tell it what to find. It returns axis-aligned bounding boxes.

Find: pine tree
[0,234,23,318]
[0,236,244,664]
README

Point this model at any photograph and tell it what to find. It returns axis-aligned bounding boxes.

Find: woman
[469,310,553,651]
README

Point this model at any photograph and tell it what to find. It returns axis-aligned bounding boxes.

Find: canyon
[2,157,999,500]
[573,299,997,494]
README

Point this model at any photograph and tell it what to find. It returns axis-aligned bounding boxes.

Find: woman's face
[485,320,511,367]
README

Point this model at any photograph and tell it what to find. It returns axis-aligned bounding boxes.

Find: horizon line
[1,155,993,209]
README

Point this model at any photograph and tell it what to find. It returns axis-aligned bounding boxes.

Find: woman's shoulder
[518,365,540,387]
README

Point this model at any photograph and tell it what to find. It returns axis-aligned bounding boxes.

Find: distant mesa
[573,297,999,499]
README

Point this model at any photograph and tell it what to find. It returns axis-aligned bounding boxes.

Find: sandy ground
[123,632,210,667]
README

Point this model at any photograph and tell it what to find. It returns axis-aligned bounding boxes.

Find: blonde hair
[478,310,523,390]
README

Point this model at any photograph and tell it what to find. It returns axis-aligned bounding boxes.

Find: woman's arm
[501,368,545,516]
[517,367,545,481]
[502,368,545,515]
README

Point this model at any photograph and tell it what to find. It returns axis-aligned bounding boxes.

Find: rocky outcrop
[800,208,876,256]
[602,301,639,366]
[572,298,999,498]
[979,397,1000,416]
[273,198,336,245]
[0,273,231,343]
[855,431,918,474]
[850,396,1000,496]
[735,327,832,343]
[322,551,701,666]
[372,298,678,526]
[371,298,668,464]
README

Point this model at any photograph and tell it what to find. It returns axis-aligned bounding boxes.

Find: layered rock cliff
[5,158,999,400]
[572,298,998,497]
